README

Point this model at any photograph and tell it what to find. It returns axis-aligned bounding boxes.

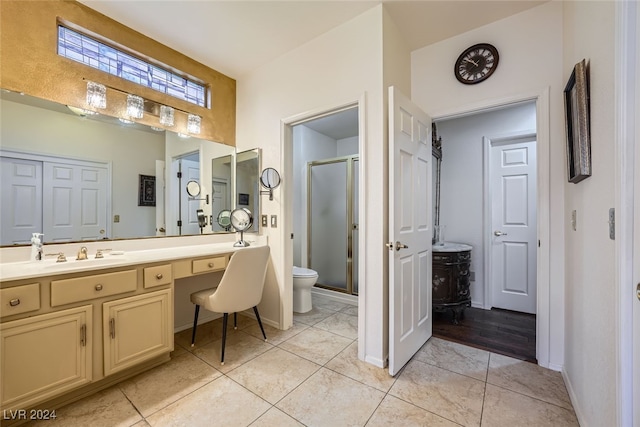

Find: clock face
[454,43,499,85]
[230,208,253,231]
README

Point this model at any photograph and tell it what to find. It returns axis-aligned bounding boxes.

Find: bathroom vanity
[432,243,472,324]
[0,240,263,422]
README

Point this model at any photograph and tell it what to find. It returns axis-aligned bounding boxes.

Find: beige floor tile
[170,343,188,357]
[24,387,141,427]
[193,330,273,373]
[389,359,485,426]
[174,315,252,351]
[325,341,396,392]
[366,395,460,427]
[119,352,222,417]
[278,327,353,365]
[250,407,305,426]
[487,353,573,410]
[414,337,489,381]
[314,311,359,339]
[243,320,309,345]
[227,347,320,404]
[312,295,350,312]
[131,421,151,427]
[145,376,271,427]
[276,367,385,427]
[340,304,359,316]
[481,384,579,427]
[293,306,336,325]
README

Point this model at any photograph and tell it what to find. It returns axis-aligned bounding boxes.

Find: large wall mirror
[235,149,260,233]
[0,90,261,245]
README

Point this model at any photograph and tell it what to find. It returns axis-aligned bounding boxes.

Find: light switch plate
[261,215,268,227]
[270,215,277,227]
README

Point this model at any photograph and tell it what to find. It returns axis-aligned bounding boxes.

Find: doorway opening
[432,100,538,362]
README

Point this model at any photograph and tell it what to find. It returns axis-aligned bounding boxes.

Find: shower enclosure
[307,155,359,295]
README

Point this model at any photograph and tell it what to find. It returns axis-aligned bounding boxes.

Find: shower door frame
[307,155,359,295]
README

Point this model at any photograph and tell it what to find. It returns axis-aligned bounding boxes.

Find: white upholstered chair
[189,245,270,365]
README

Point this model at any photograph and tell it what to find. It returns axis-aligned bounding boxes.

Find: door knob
[637,283,640,301]
[494,231,508,236]
[395,241,409,251]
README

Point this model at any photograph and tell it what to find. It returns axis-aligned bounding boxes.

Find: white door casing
[180,159,201,235]
[388,86,432,376]
[0,157,43,245]
[489,136,537,314]
[155,160,166,236]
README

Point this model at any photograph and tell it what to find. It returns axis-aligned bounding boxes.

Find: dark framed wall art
[563,58,592,183]
[138,174,156,206]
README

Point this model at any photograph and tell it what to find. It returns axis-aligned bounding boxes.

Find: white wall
[1,98,164,239]
[436,102,536,308]
[562,1,617,425]
[236,5,388,365]
[411,1,565,369]
[337,136,359,157]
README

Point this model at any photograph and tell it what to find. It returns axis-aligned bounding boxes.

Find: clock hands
[463,58,479,67]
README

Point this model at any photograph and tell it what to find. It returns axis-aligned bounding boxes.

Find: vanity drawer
[192,256,227,274]
[143,264,173,289]
[0,283,40,318]
[51,270,137,307]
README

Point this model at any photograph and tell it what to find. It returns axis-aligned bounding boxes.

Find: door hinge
[177,220,182,227]
[177,171,182,178]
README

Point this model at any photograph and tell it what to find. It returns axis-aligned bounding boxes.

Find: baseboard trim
[311,287,358,306]
[562,368,586,426]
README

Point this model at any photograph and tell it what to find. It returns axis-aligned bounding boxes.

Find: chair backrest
[207,245,270,313]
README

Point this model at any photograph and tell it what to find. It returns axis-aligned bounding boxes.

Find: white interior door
[155,160,166,236]
[490,137,537,314]
[388,86,432,376]
[180,159,201,235]
[633,42,640,424]
[44,163,108,242]
[0,157,43,245]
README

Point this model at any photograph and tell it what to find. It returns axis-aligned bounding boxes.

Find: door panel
[0,157,43,245]
[490,139,537,313]
[389,86,432,376]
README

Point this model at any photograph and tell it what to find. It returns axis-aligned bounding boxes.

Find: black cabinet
[432,248,471,324]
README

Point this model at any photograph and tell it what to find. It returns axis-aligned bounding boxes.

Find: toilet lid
[293,266,318,277]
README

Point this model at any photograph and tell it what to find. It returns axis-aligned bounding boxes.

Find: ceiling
[79,0,548,79]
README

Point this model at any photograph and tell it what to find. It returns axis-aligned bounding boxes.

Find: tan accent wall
[0,0,236,146]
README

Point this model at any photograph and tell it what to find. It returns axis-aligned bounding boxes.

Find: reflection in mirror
[432,123,443,244]
[186,180,201,197]
[0,89,235,246]
[211,155,233,232]
[235,149,261,233]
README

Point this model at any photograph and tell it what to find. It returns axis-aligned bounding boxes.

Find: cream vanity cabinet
[0,263,174,415]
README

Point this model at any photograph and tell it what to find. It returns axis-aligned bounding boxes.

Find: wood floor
[432,306,537,363]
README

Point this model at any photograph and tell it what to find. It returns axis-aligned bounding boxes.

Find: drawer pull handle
[95,284,103,291]
[156,273,163,280]
[208,262,214,268]
[9,298,20,307]
[110,318,116,339]
[80,324,86,347]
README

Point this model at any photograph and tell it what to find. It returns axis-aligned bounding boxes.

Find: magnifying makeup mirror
[259,167,281,200]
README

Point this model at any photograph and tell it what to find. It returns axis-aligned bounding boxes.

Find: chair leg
[234,312,237,330]
[221,313,228,365]
[253,306,267,342]
[190,305,200,347]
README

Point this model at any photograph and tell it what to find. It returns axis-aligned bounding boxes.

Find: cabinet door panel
[0,305,92,410]
[103,289,172,376]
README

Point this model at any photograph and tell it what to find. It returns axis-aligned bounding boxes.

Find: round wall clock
[454,43,499,85]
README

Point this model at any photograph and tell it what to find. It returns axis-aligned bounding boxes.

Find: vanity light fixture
[187,114,201,134]
[126,94,144,119]
[177,133,190,139]
[159,105,175,126]
[86,81,107,109]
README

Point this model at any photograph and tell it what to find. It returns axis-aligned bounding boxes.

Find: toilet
[293,266,318,313]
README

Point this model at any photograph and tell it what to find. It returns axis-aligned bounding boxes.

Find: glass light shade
[126,94,144,119]
[187,114,201,134]
[86,81,106,109]
[159,105,175,126]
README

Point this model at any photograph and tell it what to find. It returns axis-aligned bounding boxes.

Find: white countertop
[432,242,473,252]
[1,238,266,282]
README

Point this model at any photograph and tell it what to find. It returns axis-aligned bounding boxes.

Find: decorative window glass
[57,26,206,107]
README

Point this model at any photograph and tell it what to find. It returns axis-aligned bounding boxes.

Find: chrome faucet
[76,246,88,260]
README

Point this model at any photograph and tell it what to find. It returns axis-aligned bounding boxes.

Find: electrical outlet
[270,215,277,227]
[114,214,120,223]
[261,215,268,227]
[571,210,577,231]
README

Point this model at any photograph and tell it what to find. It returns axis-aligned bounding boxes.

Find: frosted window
[57,26,206,107]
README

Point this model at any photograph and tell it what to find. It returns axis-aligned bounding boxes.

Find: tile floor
[26,296,579,427]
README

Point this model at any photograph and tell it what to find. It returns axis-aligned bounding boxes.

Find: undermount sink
[432,242,473,252]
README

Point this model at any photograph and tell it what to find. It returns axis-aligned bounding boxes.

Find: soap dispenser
[30,233,44,261]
